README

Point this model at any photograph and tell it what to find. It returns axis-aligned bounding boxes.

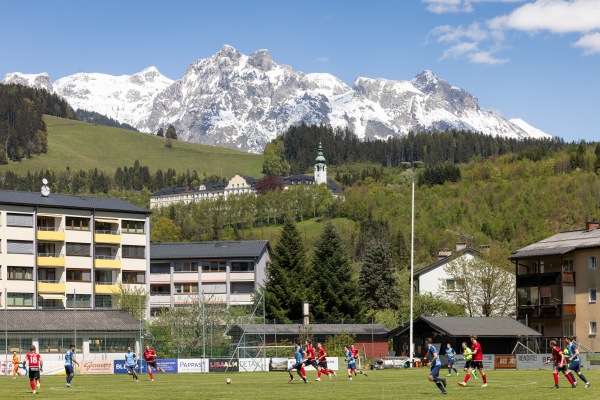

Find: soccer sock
[149,370,153,379]
[472,370,477,377]
[482,373,487,384]
[30,380,35,390]
[322,369,329,376]
[436,382,445,392]
[318,370,322,378]
[565,373,574,385]
[578,373,588,383]
[569,372,576,382]
[464,373,471,383]
[553,373,559,385]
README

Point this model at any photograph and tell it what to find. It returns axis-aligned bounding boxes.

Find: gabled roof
[0,189,148,214]
[231,323,390,336]
[151,240,269,260]
[510,227,600,259]
[385,316,542,338]
[5,310,140,332]
[414,247,481,277]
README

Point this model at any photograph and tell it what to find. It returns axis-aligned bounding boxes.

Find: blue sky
[2,0,599,142]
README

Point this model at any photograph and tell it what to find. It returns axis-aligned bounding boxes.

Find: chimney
[586,221,600,231]
[455,242,467,252]
[438,248,452,260]
[303,302,309,326]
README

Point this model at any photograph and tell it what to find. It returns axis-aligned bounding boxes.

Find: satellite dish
[41,179,50,197]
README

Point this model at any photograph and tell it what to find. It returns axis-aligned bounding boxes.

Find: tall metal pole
[73,289,77,354]
[4,273,7,376]
[409,165,415,367]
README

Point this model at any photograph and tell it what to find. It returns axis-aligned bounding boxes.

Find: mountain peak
[217,44,241,59]
[248,49,274,71]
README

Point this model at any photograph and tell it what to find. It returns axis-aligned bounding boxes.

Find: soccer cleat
[458,382,466,387]
[136,379,139,382]
[349,377,353,381]
[482,383,488,387]
[553,385,560,389]
[456,372,460,376]
[574,381,578,387]
[447,373,451,377]
[67,383,71,387]
[315,378,320,381]
[571,384,577,388]
[474,375,478,380]
[442,391,447,395]
[442,378,447,387]
[328,374,332,381]
[333,371,337,378]
[585,382,590,388]
[32,390,36,394]
[151,378,154,382]
[288,379,294,384]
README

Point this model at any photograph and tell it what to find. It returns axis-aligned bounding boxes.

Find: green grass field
[3,369,598,399]
[0,116,264,177]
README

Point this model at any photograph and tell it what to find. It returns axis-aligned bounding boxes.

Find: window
[202,283,226,294]
[563,259,574,272]
[7,293,33,307]
[65,216,90,231]
[121,220,144,234]
[231,261,254,272]
[88,337,134,353]
[38,268,57,283]
[446,279,456,291]
[66,294,91,308]
[175,283,198,294]
[150,263,170,274]
[66,242,90,257]
[518,286,539,306]
[230,282,254,294]
[590,256,597,270]
[591,321,598,336]
[563,320,575,337]
[122,245,145,259]
[590,288,597,303]
[37,298,63,309]
[95,270,113,284]
[66,269,91,282]
[563,286,576,304]
[174,261,199,272]
[150,284,170,295]
[122,271,145,284]
[8,267,33,280]
[7,240,33,254]
[95,295,113,308]
[202,260,226,272]
[39,338,82,353]
[38,242,58,256]
[7,213,33,227]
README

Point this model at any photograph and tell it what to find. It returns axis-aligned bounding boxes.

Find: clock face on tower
[41,178,50,197]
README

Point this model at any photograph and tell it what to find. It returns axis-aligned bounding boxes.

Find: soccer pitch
[2,369,598,399]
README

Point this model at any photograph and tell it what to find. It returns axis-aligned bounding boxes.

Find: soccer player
[461,342,477,380]
[548,339,575,388]
[23,345,43,394]
[315,342,335,381]
[563,346,577,385]
[445,343,458,377]
[425,338,447,395]
[144,344,165,381]
[12,351,23,379]
[125,346,139,382]
[458,335,487,387]
[344,345,356,381]
[304,339,319,376]
[65,344,79,387]
[287,341,307,383]
[565,336,590,388]
[350,344,367,377]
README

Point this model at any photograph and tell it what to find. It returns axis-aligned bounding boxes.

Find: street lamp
[401,161,423,367]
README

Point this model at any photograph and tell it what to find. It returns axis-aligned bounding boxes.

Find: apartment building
[148,241,269,314]
[509,222,600,351]
[0,188,150,311]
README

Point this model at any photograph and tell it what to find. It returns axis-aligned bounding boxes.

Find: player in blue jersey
[125,346,139,382]
[425,338,447,394]
[445,343,458,377]
[287,341,307,383]
[344,345,356,381]
[565,336,590,388]
[64,345,79,387]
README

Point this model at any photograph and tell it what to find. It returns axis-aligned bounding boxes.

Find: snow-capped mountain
[3,45,550,152]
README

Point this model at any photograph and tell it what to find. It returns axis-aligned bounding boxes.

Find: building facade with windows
[0,189,150,312]
[148,241,269,315]
[509,222,600,351]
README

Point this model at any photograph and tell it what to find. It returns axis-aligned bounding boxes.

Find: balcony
[36,227,65,242]
[37,253,66,267]
[94,255,121,269]
[517,304,576,318]
[37,281,66,294]
[516,272,575,287]
[94,283,120,294]
[94,231,121,244]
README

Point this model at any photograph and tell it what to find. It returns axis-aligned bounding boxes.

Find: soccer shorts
[126,365,136,374]
[65,365,74,375]
[553,362,567,372]
[430,364,441,378]
[304,359,318,369]
[288,361,304,372]
[469,361,484,370]
[147,361,158,370]
[569,359,581,373]
[29,368,40,380]
[448,357,455,367]
[317,361,328,370]
[348,362,356,371]
[464,361,471,369]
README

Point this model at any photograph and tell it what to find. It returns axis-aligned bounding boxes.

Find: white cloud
[440,42,480,59]
[423,0,524,14]
[468,50,509,64]
[314,57,330,63]
[430,22,489,43]
[574,32,600,54]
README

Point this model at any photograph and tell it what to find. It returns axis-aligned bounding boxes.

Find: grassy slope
[0,115,264,177]
[3,369,598,399]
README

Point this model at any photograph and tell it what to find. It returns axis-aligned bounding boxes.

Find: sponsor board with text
[178,358,209,373]
[209,359,238,372]
[81,360,114,375]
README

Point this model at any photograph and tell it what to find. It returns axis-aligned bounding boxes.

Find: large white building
[0,188,150,311]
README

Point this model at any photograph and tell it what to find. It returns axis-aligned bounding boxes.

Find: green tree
[358,241,399,310]
[263,215,307,322]
[166,124,178,140]
[116,283,148,321]
[262,139,290,176]
[595,144,600,174]
[150,217,182,242]
[157,127,164,137]
[308,222,360,321]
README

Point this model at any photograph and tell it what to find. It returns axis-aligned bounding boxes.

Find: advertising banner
[1,361,27,376]
[482,354,494,370]
[239,358,269,372]
[516,354,552,370]
[581,354,600,370]
[41,360,72,375]
[80,360,114,375]
[178,358,209,373]
[209,359,239,372]
[268,358,289,371]
[114,359,145,374]
[154,358,178,373]
[494,355,517,369]
[286,357,339,371]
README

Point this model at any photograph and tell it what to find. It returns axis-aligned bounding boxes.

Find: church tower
[314,141,327,185]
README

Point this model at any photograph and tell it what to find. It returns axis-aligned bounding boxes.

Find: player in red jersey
[23,345,43,394]
[458,335,487,387]
[304,339,319,374]
[547,339,575,388]
[350,344,367,377]
[144,344,165,381]
[315,342,335,381]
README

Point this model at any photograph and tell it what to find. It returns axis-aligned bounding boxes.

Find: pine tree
[263,215,307,322]
[157,127,164,137]
[166,125,177,140]
[308,222,360,321]
[595,144,600,174]
[358,241,399,310]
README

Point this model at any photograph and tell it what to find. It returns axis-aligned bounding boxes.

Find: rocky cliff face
[3,45,549,153]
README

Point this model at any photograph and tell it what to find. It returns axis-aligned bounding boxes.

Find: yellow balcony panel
[36,230,65,241]
[94,284,120,294]
[94,258,122,269]
[94,233,122,244]
[37,256,66,267]
[37,282,66,294]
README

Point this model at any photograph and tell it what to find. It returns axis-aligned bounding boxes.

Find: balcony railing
[37,226,61,232]
[95,255,120,260]
[38,253,61,258]
[516,272,576,287]
[95,229,119,235]
[518,304,576,318]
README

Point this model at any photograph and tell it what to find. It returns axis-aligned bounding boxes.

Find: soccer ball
[226,378,231,384]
